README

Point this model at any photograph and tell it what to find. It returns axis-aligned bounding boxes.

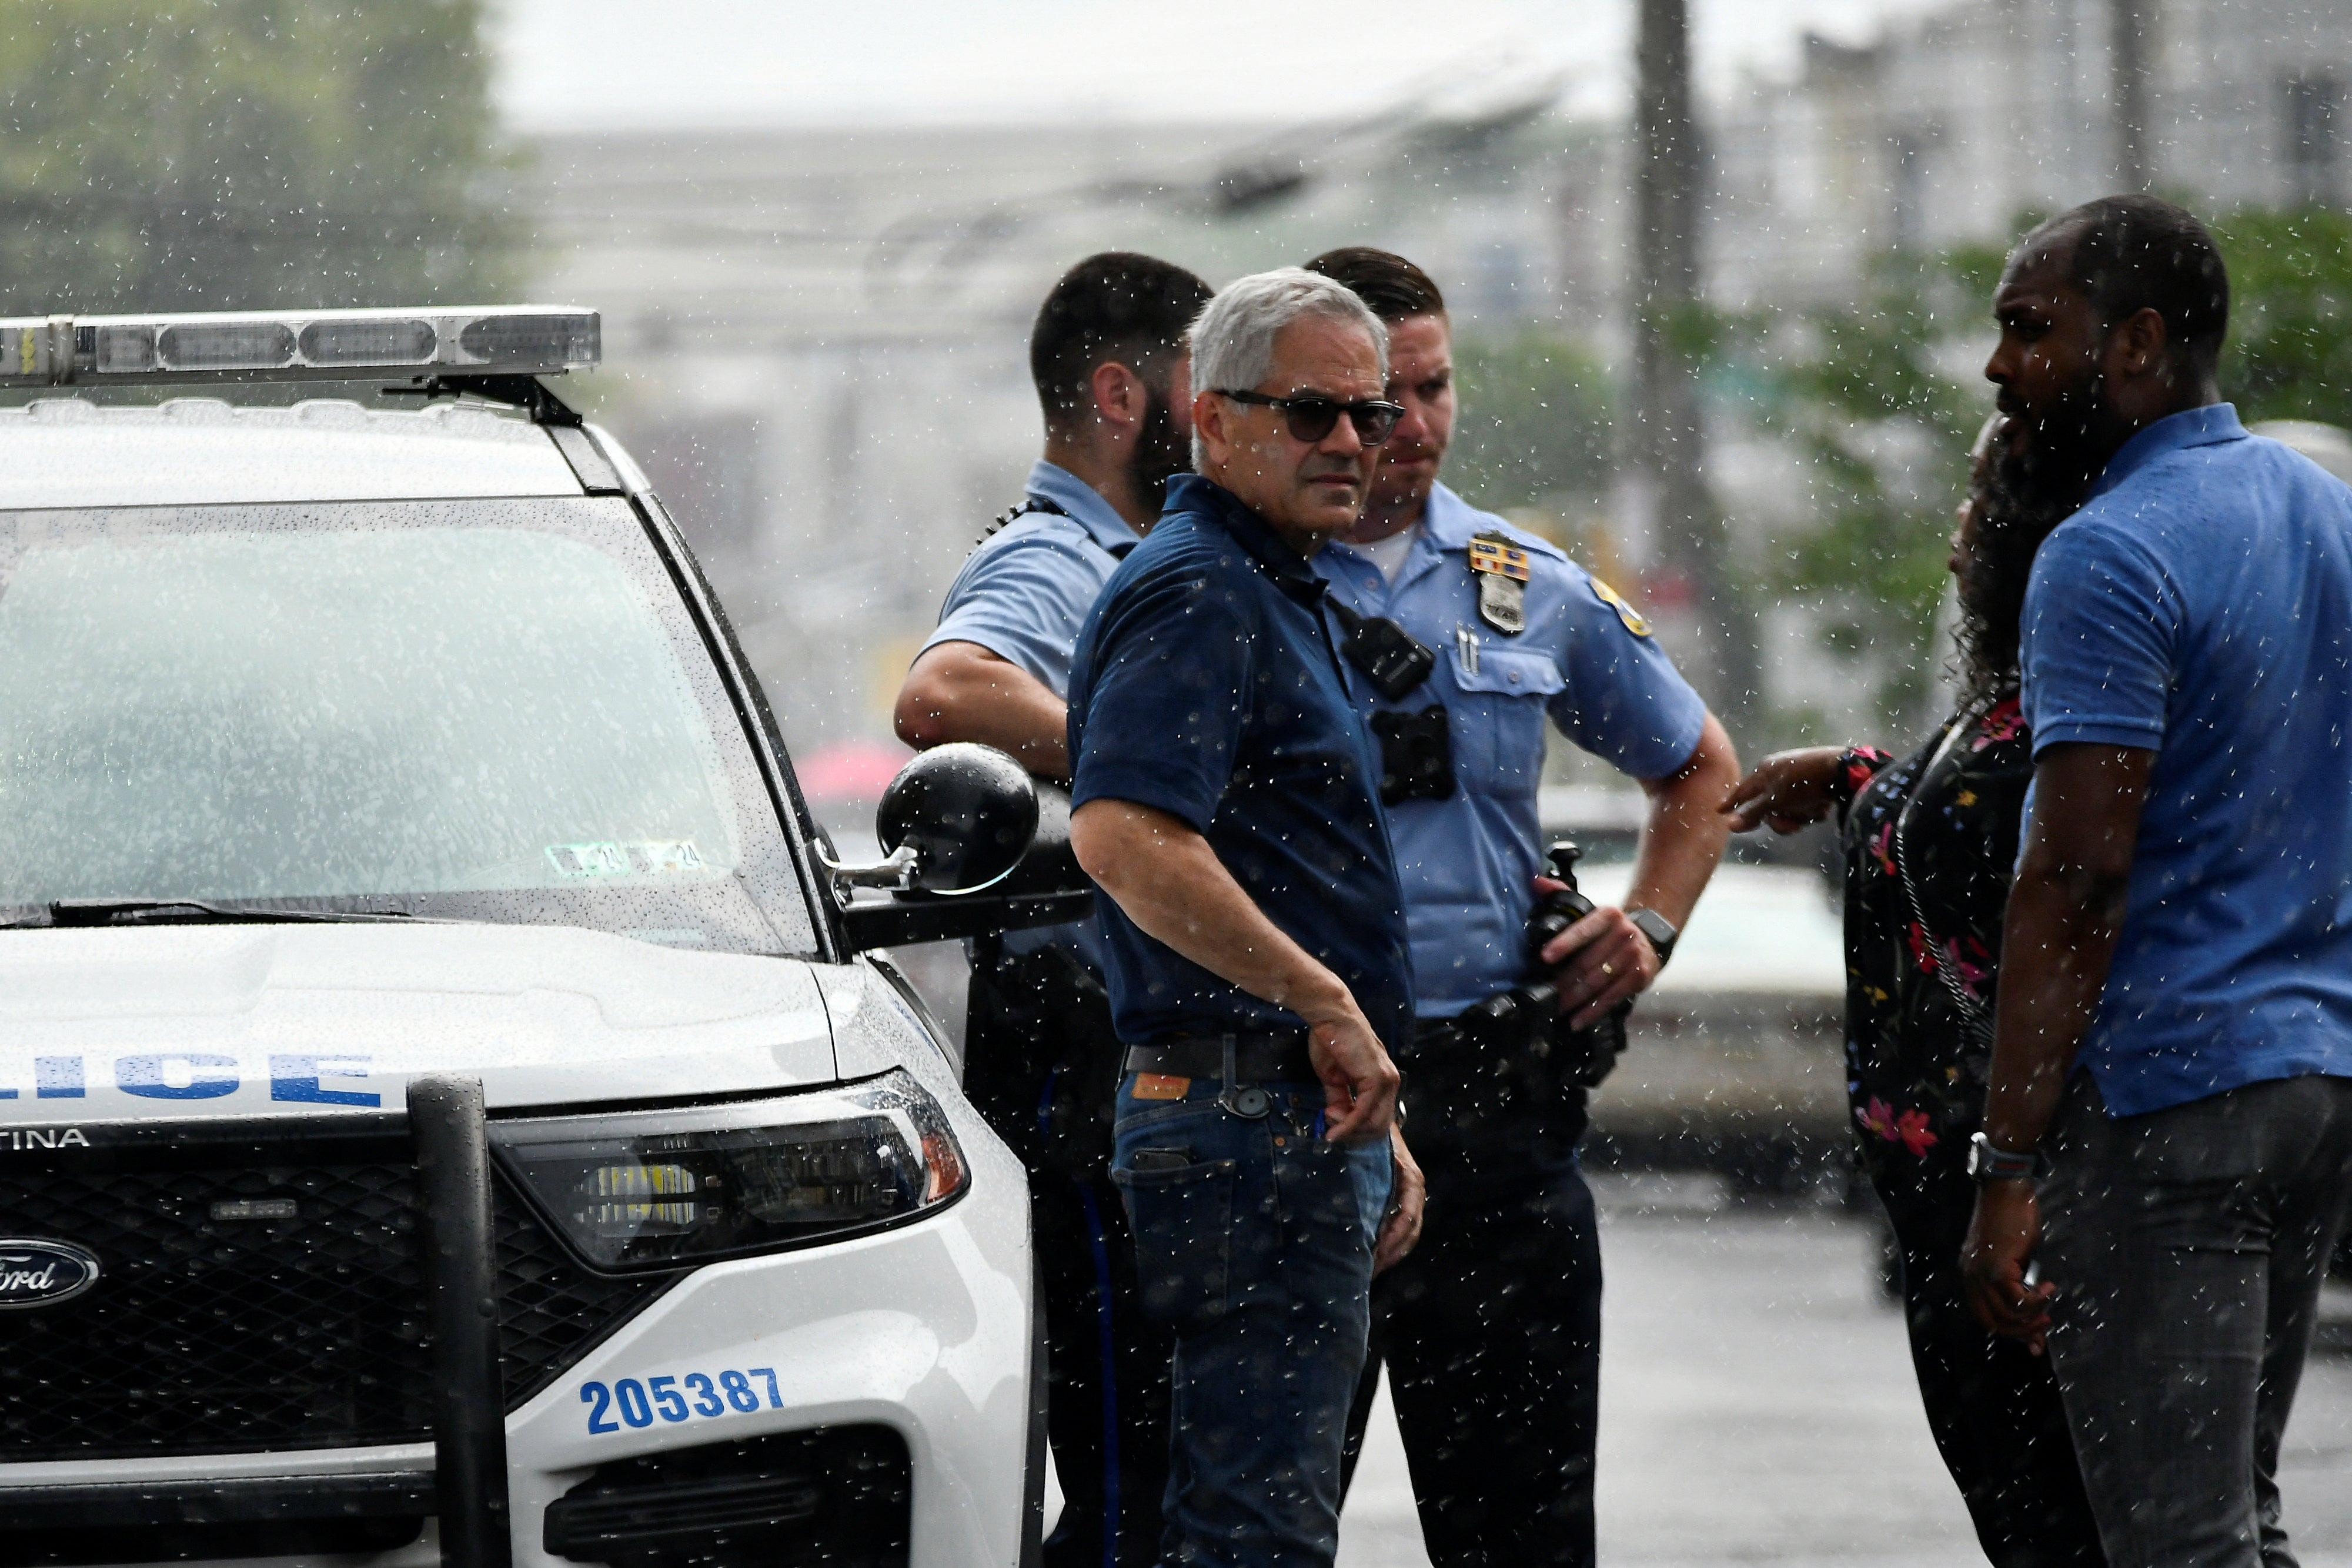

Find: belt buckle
[1214,1035,1271,1119]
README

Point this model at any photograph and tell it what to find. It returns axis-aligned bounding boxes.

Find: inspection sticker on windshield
[632,840,704,874]
[547,840,704,878]
[547,842,630,878]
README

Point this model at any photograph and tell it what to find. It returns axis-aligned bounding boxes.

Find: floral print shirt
[1833,690,2031,1183]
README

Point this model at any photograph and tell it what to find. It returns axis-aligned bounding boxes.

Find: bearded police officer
[1309,249,1739,1567]
[895,252,1213,1568]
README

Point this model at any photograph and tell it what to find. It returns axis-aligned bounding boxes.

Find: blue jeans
[1110,1075,1391,1568]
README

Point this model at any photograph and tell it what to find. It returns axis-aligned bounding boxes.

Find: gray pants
[2039,1071,2352,1568]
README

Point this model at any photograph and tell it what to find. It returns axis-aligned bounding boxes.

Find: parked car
[0,307,1077,1568]
[1543,791,1850,1190]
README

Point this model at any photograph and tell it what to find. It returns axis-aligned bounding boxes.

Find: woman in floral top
[1723,421,2103,1567]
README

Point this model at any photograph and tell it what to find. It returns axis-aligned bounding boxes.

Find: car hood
[0,922,838,1123]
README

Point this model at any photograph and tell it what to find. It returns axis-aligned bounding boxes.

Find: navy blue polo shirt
[1066,474,1415,1053]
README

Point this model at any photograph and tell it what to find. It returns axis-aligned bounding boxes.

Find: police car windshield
[0,497,817,956]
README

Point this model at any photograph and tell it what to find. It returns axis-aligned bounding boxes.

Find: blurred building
[1710,0,2352,309]
[517,0,2352,778]
[520,103,1615,786]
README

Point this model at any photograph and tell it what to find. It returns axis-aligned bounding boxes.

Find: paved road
[1040,1173,2352,1563]
[1337,1174,2352,1567]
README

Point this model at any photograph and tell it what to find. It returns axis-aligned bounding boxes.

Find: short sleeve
[1545,567,1709,778]
[1070,563,1254,833]
[921,526,1111,700]
[2020,520,2176,755]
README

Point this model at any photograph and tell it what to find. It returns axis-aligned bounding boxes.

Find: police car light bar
[0,306,599,386]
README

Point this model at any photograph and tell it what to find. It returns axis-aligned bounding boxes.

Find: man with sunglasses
[1065,267,1419,1568]
[895,252,1212,1568]
[1306,248,1738,1568]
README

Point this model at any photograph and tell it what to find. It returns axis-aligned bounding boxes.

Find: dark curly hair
[1953,423,2073,705]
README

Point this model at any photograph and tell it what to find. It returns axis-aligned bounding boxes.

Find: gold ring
[1601,961,1615,978]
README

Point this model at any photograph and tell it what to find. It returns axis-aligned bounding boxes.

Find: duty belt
[1122,1031,1318,1084]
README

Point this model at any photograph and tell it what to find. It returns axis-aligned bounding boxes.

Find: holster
[1396,994,1625,1162]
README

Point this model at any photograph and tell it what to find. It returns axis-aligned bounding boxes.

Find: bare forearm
[1070,800,1354,1023]
[1627,714,1739,925]
[1981,743,2151,1150]
[894,643,1070,777]
[1981,863,2129,1148]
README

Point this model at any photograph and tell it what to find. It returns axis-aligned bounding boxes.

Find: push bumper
[0,1081,1035,1568]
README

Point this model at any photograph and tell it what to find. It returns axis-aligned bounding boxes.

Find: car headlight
[489,1070,968,1272]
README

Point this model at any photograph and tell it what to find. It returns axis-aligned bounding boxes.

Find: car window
[0,497,817,955]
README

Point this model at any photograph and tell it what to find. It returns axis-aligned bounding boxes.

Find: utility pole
[1631,0,1749,719]
[2111,0,2153,190]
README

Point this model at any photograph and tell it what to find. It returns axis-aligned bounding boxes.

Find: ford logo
[0,1239,101,1310]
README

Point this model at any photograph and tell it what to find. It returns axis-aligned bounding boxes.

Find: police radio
[1451,840,1631,1089]
[1325,596,1434,700]
[1324,597,1456,805]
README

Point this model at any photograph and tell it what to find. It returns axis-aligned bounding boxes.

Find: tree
[1719,206,2352,744]
[2213,206,2352,429]
[0,0,520,315]
[1446,329,1615,514]
[1715,248,2002,739]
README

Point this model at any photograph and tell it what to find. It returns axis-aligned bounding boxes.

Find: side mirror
[824,744,1095,952]
[876,742,1039,894]
[821,743,1038,897]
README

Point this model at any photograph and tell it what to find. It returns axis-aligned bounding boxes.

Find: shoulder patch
[1588,576,1651,638]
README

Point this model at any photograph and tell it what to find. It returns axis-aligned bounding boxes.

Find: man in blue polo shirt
[896,253,1214,1568]
[1304,249,1738,1568]
[1961,196,2352,1566]
[1067,268,1412,1568]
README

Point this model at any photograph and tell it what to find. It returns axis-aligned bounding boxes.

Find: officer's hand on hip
[1536,885,1659,1028]
[1373,1125,1425,1273]
[1297,990,1399,1145]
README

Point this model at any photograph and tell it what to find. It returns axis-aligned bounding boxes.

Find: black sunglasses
[1217,389,1404,447]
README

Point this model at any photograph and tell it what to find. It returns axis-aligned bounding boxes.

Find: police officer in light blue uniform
[894,253,1214,1568]
[1321,480,1709,1012]
[1307,249,1739,1568]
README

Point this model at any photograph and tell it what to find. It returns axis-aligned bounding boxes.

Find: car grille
[0,1128,678,1462]
[544,1425,911,1568]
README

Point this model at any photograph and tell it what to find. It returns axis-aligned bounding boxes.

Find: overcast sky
[490,0,1956,133]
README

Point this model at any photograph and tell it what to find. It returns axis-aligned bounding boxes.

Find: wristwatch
[1625,907,1678,968]
[1967,1131,2037,1184]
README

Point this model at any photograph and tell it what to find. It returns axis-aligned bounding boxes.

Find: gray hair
[1188,268,1388,468]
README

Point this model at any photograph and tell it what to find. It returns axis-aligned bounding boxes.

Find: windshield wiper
[22,899,420,929]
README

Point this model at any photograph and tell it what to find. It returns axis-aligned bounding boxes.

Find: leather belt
[1122,1031,1318,1084]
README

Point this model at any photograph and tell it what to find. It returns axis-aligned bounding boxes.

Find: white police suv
[0,308,1076,1568]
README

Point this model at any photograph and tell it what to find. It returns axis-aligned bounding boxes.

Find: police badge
[1466,531,1531,634]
